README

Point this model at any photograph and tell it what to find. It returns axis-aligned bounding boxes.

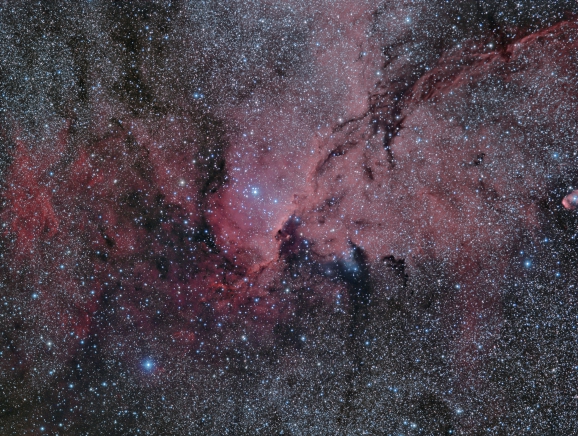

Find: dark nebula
[2,1,578,434]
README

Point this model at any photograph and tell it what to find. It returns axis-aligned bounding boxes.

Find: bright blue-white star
[523,259,532,268]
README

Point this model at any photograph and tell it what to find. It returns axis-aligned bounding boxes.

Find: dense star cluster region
[2,1,578,434]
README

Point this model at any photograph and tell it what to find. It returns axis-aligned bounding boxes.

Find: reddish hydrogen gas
[563,190,578,210]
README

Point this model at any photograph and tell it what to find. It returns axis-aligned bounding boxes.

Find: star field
[1,1,578,435]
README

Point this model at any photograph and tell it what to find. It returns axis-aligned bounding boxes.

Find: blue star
[524,259,532,268]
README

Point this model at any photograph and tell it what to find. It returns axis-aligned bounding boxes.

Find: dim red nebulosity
[2,3,578,433]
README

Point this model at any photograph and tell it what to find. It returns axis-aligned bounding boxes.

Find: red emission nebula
[3,2,578,434]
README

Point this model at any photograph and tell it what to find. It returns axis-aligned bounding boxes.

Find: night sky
[2,1,578,435]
